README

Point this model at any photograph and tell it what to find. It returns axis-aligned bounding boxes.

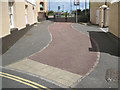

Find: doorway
[96,9,99,24]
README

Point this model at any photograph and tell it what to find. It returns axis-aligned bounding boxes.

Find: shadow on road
[88,31,120,57]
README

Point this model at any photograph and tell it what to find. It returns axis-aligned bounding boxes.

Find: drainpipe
[103,8,106,28]
[85,0,87,16]
[103,0,107,28]
[49,0,50,11]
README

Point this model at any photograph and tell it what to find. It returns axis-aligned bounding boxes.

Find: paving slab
[6,58,82,87]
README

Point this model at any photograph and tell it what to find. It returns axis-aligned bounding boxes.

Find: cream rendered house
[109,0,120,38]
[90,0,120,38]
[0,0,47,38]
[36,0,47,21]
[90,1,111,27]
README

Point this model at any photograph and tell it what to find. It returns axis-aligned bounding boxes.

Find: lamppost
[74,0,79,23]
[79,0,80,9]
[70,0,72,16]
[85,0,87,15]
[62,5,64,12]
[71,0,72,11]
[76,5,78,23]
[105,0,107,5]
[49,0,50,11]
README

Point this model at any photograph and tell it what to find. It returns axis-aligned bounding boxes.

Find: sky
[47,0,90,12]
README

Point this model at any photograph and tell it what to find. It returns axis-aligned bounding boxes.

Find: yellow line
[0,72,48,89]
[0,74,39,88]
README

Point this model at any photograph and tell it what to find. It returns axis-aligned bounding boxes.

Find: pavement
[2,20,119,88]
[5,22,99,87]
[2,68,60,88]
[2,21,53,66]
[72,23,119,88]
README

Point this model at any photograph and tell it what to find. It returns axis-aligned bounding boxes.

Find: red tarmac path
[29,22,98,76]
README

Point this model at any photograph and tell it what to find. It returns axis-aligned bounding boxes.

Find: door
[25,6,28,24]
[9,2,14,28]
[96,9,99,24]
[105,9,109,27]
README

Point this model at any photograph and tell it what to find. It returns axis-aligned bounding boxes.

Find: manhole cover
[24,33,32,36]
[105,69,120,82]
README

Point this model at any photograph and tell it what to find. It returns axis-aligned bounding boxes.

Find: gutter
[24,0,36,6]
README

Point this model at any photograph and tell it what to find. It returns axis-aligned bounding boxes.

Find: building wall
[0,1,2,37]
[90,2,105,24]
[35,0,47,13]
[90,2,111,25]
[0,0,41,38]
[27,3,35,25]
[1,0,47,38]
[109,1,120,38]
[13,2,26,30]
[44,1,47,13]
[0,2,10,38]
[99,8,102,26]
[34,6,38,23]
[118,2,120,38]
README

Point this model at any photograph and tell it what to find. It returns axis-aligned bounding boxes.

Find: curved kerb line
[27,22,55,58]
[3,22,53,67]
[71,23,100,88]
[3,22,100,88]
[28,22,100,87]
[3,22,68,88]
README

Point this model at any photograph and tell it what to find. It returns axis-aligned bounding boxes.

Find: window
[40,2,44,10]
[9,2,14,28]
[25,5,28,24]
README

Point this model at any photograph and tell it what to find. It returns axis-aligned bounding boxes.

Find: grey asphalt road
[2,68,61,88]
[1,20,62,89]
[1,20,119,89]
[2,21,53,66]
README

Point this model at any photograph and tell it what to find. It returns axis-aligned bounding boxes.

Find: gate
[48,12,76,23]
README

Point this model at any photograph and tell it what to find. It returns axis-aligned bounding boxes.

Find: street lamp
[105,0,107,5]
[49,0,50,11]
[85,0,87,15]
[74,0,79,23]
[79,0,80,9]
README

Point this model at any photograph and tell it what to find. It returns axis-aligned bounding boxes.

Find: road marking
[0,72,49,89]
[0,74,39,88]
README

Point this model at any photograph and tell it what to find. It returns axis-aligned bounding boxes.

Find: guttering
[24,0,36,6]
[111,0,120,4]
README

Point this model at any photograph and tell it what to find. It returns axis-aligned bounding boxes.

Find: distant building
[0,0,47,38]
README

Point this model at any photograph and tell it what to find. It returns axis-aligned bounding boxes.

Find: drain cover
[105,69,119,82]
